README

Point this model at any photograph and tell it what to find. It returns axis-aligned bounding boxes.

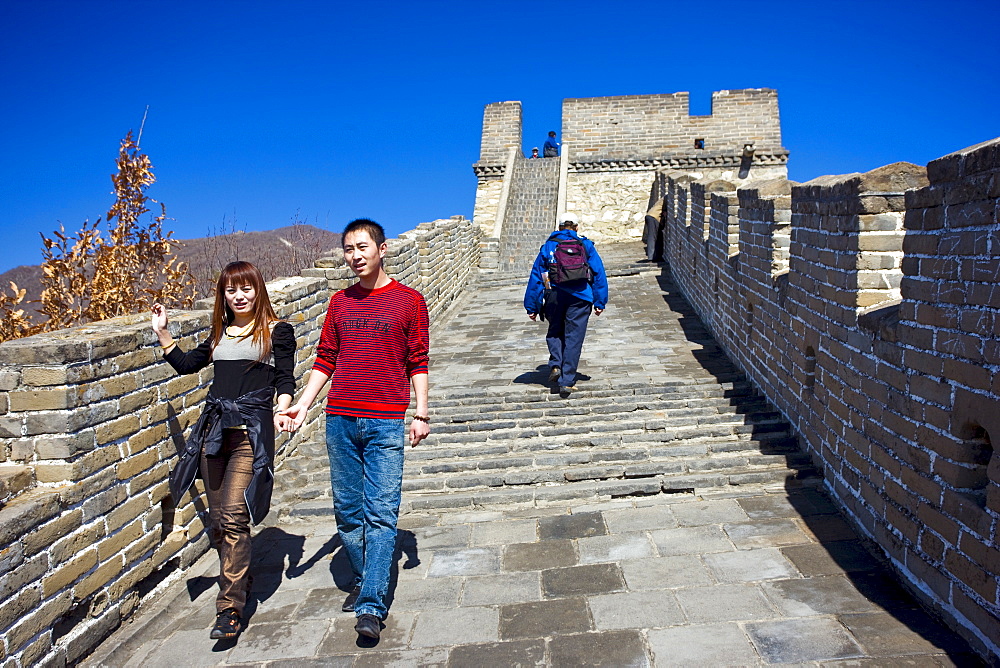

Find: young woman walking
[151,261,296,640]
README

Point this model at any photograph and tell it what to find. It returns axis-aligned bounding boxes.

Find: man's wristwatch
[413,415,430,423]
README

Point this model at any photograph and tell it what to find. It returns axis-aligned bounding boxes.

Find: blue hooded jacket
[524,229,608,313]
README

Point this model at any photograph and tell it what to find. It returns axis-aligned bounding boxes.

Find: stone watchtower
[472,90,789,272]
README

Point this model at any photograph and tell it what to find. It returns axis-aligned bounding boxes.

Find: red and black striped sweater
[313,279,429,419]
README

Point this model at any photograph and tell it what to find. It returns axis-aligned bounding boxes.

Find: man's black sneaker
[559,385,575,398]
[355,613,381,639]
[209,608,242,640]
[548,367,561,383]
[342,585,361,612]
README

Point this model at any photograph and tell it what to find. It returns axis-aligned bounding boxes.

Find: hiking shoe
[209,608,242,640]
[342,585,361,612]
[355,613,381,639]
[548,367,561,383]
[559,385,575,397]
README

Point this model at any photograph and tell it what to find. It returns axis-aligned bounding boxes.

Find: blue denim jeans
[326,414,405,619]
[545,290,593,387]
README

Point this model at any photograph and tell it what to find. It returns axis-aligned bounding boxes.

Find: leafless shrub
[190,210,335,300]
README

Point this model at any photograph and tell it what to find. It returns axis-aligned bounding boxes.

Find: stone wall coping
[736,178,798,198]
[928,135,1000,182]
[793,162,928,199]
[563,87,778,104]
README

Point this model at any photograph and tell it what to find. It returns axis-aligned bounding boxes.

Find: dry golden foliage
[0,282,33,342]
[0,130,196,343]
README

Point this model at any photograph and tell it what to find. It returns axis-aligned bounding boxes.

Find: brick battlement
[564,89,783,162]
[653,137,1000,657]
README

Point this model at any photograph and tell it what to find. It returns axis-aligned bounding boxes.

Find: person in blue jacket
[543,131,560,157]
[524,213,609,396]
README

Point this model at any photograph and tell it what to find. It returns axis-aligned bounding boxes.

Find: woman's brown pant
[201,428,254,615]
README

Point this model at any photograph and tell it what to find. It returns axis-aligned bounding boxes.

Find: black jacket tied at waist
[168,386,276,525]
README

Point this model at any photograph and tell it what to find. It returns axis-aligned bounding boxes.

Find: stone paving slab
[84,489,982,667]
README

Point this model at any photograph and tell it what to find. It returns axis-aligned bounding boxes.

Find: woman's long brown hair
[209,261,280,363]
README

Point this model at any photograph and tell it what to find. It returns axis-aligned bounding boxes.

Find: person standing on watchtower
[543,130,560,157]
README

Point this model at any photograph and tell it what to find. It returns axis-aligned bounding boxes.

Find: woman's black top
[163,321,296,399]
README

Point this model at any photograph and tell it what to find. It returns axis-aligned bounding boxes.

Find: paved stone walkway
[84,255,983,666]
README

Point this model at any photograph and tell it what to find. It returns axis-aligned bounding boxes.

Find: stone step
[401,444,811,485]
[422,408,787,440]
[478,241,654,286]
[283,464,820,518]
[282,426,797,467]
[403,428,795,461]
[415,416,791,450]
[401,454,817,493]
[423,392,774,422]
[424,379,755,407]
[399,465,819,512]
[424,378,756,404]
[276,424,799,487]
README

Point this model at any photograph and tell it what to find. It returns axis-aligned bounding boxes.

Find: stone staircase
[394,379,813,511]
[273,242,820,517]
[497,157,560,275]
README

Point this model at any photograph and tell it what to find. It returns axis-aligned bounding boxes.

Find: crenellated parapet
[790,163,927,322]
[657,137,1000,658]
[563,89,784,161]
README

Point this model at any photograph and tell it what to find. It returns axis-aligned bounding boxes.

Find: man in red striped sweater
[288,219,429,641]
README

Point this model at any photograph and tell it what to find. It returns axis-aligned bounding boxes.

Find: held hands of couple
[273,409,295,433]
[278,403,309,433]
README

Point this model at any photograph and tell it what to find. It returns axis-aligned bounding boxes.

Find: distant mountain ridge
[0,224,341,322]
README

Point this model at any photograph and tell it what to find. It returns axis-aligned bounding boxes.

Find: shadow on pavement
[384,529,419,614]
[514,364,591,390]
[785,486,987,665]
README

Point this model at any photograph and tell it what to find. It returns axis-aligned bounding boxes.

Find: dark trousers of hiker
[545,290,592,387]
[201,428,254,615]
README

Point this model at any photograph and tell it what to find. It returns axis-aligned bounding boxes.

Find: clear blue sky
[1,0,997,273]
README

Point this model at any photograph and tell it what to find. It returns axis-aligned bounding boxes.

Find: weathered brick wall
[475,101,522,167]
[472,178,504,237]
[0,216,480,666]
[565,171,653,243]
[563,89,783,161]
[658,138,1000,658]
[472,102,520,252]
